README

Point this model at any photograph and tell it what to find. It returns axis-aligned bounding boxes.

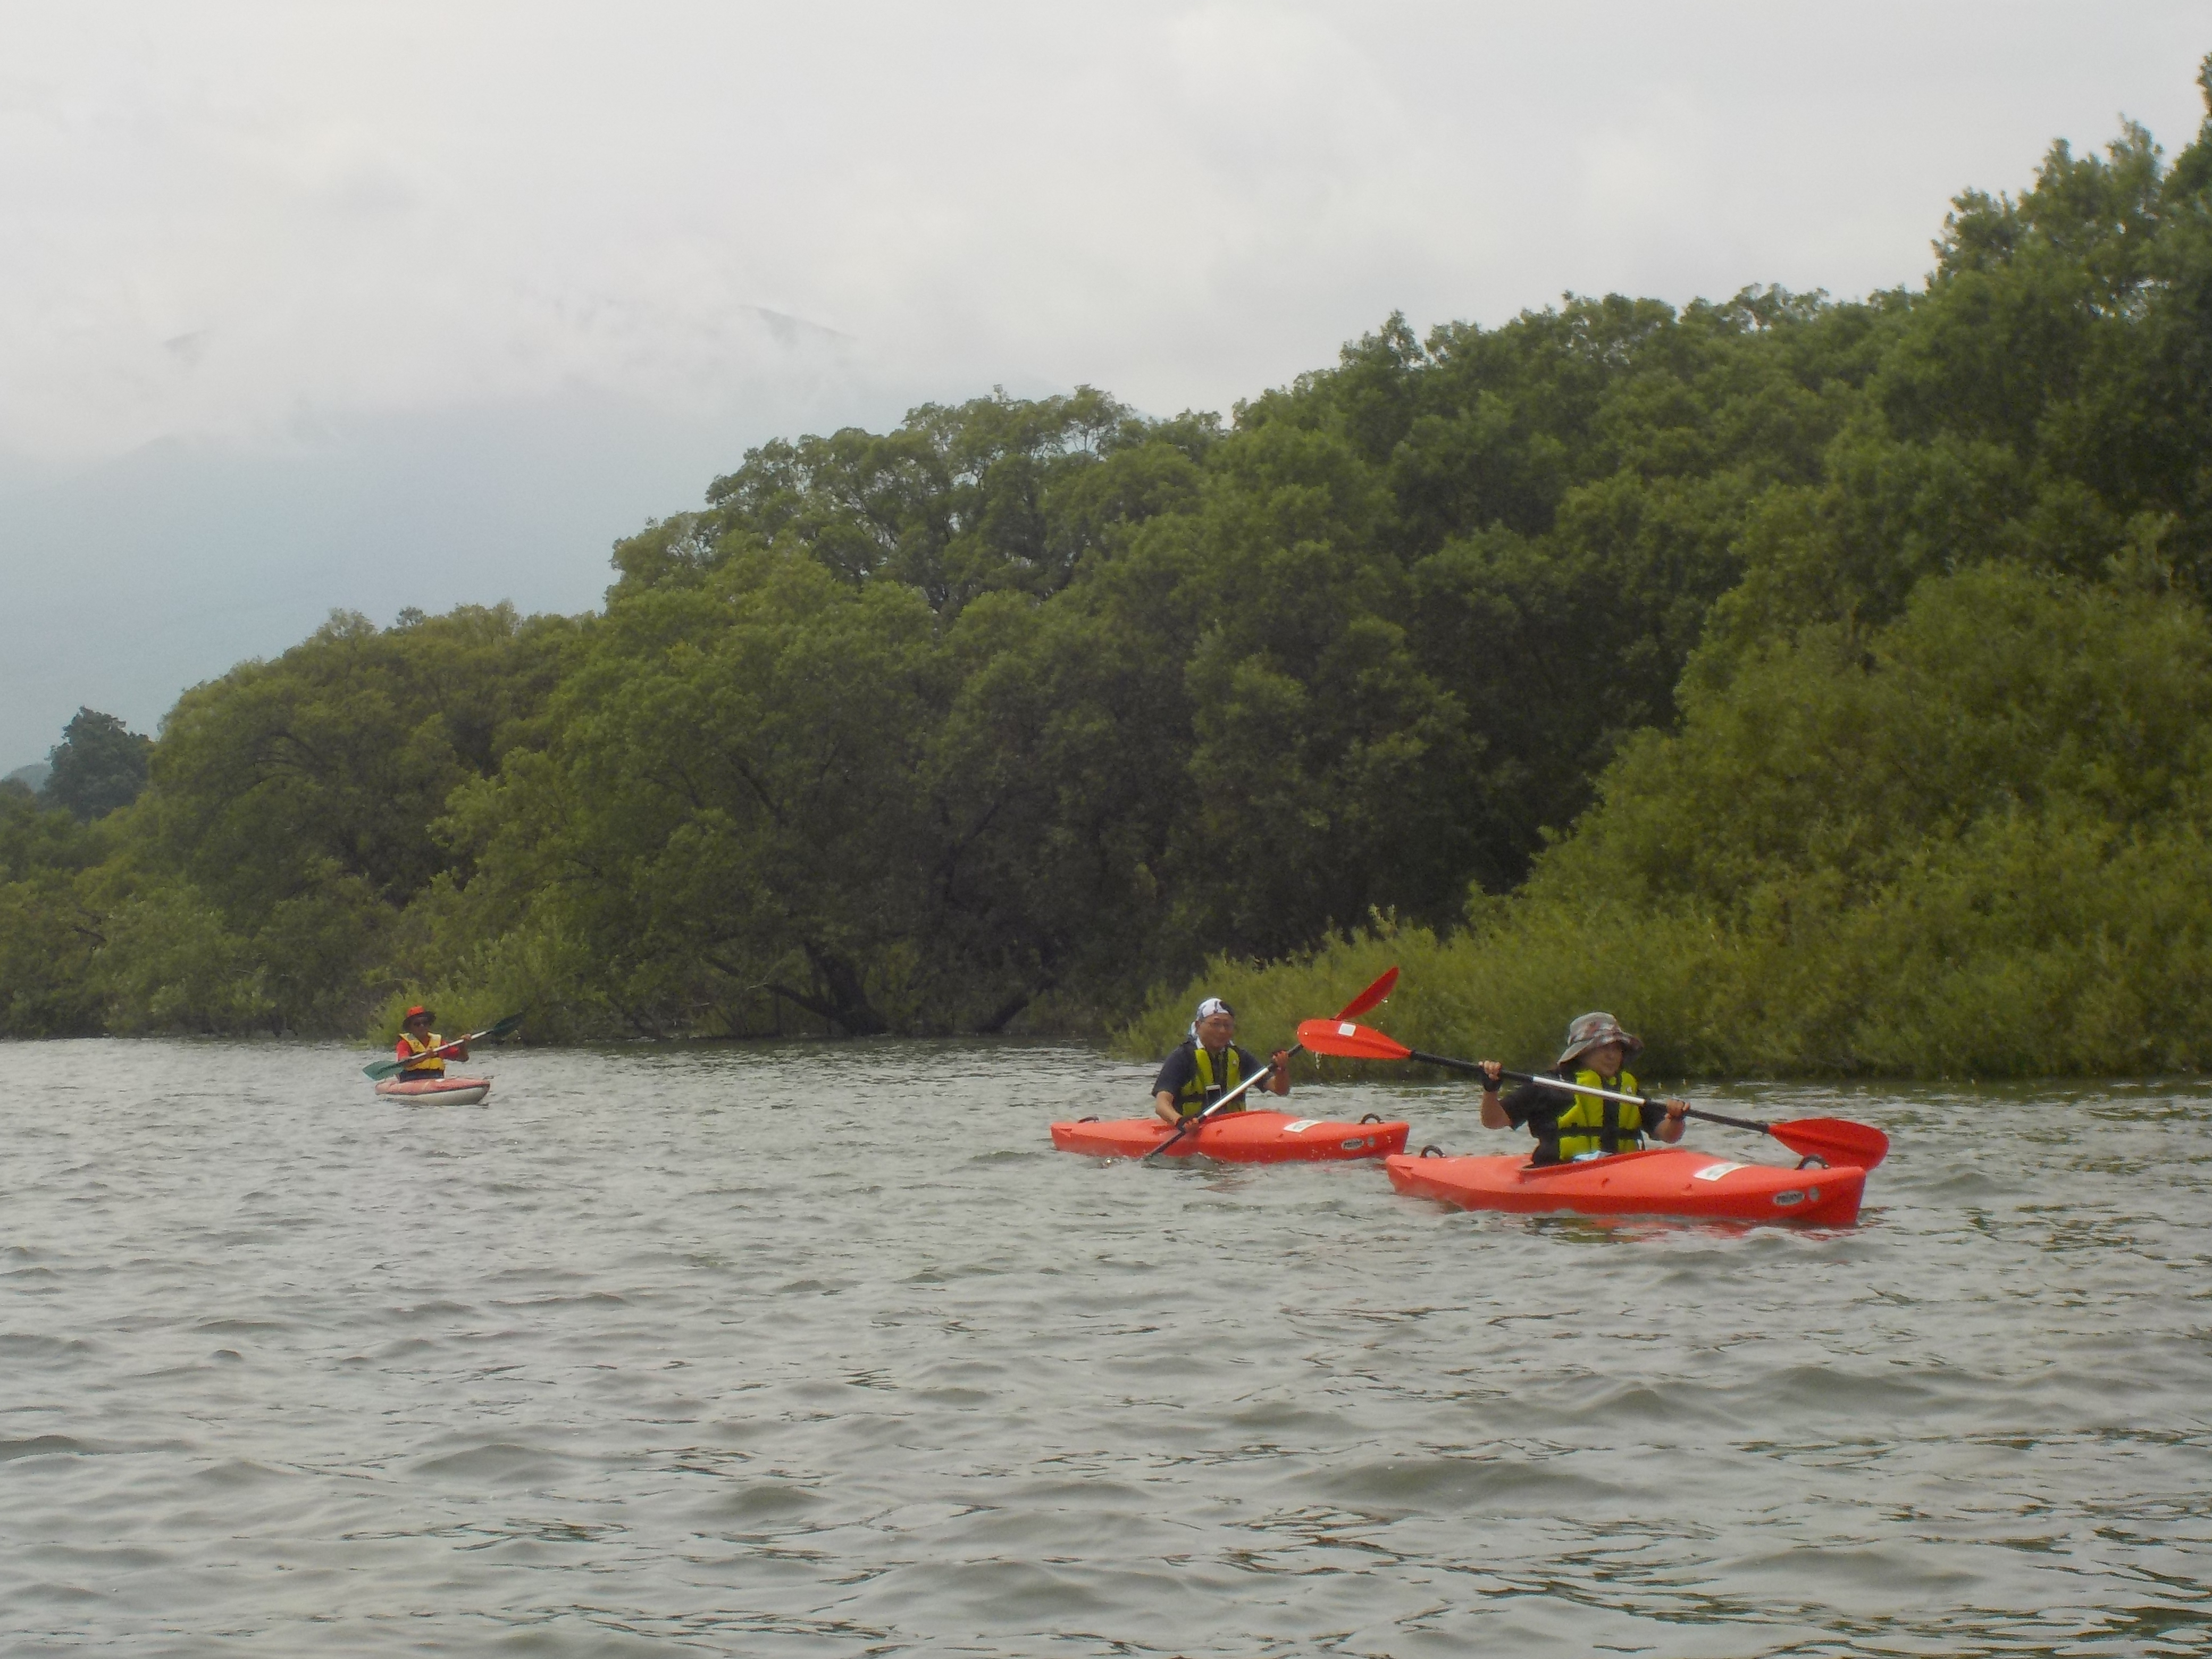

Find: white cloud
[4,0,2198,460]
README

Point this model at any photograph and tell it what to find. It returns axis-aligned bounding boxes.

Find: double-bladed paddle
[1138,966,1400,1162]
[363,1012,526,1081]
[1295,1018,1890,1170]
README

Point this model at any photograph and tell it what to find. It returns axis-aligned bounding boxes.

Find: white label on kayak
[1338,1022,1357,1036]
[1284,1119,1322,1133]
[1692,1162,1745,1182]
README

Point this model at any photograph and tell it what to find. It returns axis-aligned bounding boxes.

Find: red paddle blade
[1297,1018,1413,1061]
[1770,1117,1890,1170]
[1334,966,1399,1021]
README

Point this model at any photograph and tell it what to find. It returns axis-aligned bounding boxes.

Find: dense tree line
[1133,75,2212,1077]
[8,66,2212,1071]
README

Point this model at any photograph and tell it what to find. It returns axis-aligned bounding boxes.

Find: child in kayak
[1152,997,1291,1126]
[1472,1011,1687,1164]
[395,1005,469,1082]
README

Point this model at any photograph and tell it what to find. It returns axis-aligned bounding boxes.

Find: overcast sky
[3,2,2206,767]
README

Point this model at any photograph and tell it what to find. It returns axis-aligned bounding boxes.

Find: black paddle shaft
[1447,1058,1777,1137]
[1395,1045,1885,1160]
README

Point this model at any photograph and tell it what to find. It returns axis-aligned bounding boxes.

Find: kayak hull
[374,1075,492,1105]
[1385,1145,1864,1225]
[1051,1110,1409,1163]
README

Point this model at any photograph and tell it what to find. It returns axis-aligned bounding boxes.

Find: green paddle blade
[363,1013,524,1080]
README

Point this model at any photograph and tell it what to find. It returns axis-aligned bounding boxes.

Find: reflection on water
[2,1041,2208,1655]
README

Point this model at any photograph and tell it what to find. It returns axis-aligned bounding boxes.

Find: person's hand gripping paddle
[1295,1018,1890,1170]
[364,1013,525,1081]
[1139,967,1400,1163]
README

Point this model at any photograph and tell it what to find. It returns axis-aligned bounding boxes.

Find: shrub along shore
[1126,569,2212,1080]
[9,68,2212,1076]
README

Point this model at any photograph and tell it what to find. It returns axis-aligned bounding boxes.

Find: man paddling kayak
[394,1005,469,1082]
[1153,998,1291,1126]
[1472,1011,1687,1164]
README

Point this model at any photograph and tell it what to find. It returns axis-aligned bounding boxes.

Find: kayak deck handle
[1359,1112,1386,1125]
[1419,1144,1446,1158]
[1077,1116,1099,1123]
[1797,1153,1829,1170]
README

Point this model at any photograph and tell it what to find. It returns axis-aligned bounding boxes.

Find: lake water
[2,1040,2208,1656]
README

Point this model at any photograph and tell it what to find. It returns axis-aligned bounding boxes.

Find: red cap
[404,1004,430,1020]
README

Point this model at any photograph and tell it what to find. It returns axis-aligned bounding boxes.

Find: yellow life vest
[1176,1044,1245,1118]
[398,1033,446,1079]
[1549,1068,1641,1159]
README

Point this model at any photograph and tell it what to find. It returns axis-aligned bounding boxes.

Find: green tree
[611,387,1207,613]
[447,552,948,1036]
[44,708,152,821]
[1141,60,2212,1076]
[82,603,581,1033]
[1708,77,2212,663]
[1152,566,2212,1078]
[0,787,105,1035]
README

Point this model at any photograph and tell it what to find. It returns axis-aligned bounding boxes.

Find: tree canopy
[44,708,152,822]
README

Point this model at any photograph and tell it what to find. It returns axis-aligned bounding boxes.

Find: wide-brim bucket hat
[1557,1011,1643,1068]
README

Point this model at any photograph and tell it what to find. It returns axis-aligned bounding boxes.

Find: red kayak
[374,1075,492,1105]
[1385,1145,1864,1225]
[1052,1110,1409,1163]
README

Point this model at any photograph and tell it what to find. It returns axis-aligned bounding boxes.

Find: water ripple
[2,1041,2209,1654]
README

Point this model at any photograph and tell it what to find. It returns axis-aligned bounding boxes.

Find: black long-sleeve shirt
[1498,1070,1666,1164]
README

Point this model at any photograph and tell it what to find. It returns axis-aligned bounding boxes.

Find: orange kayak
[1052,1110,1409,1163]
[1385,1145,1864,1225]
[374,1075,492,1105]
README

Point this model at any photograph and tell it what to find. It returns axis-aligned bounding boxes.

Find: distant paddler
[1152,997,1291,1127]
[1473,1011,1687,1164]
[393,1005,469,1083]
